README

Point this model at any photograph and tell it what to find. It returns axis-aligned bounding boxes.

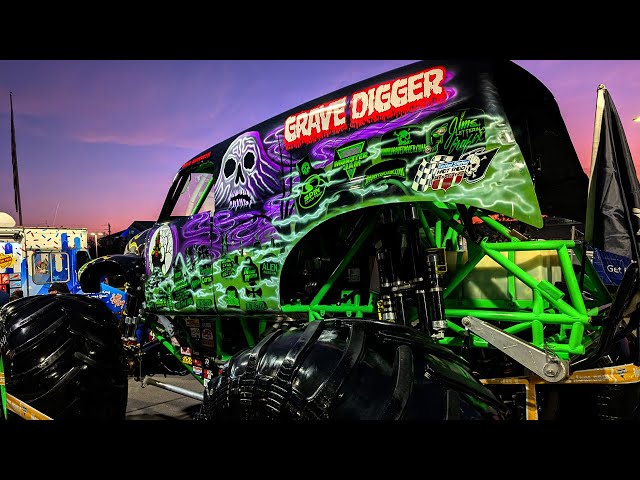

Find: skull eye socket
[243,152,255,170]
[224,157,236,178]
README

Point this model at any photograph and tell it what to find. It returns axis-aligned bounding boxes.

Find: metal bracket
[461,316,569,383]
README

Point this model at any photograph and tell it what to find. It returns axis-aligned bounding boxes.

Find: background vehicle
[0,225,91,296]
[3,59,639,420]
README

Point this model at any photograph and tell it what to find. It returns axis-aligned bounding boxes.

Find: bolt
[543,364,559,378]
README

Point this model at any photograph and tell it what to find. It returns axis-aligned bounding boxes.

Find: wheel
[0,294,128,420]
[196,318,506,420]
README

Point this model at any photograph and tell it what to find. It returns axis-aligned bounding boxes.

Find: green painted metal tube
[476,214,520,242]
[239,318,256,347]
[309,218,377,307]
[258,319,267,336]
[568,322,585,350]
[557,245,587,315]
[422,201,465,235]
[151,328,203,385]
[481,243,581,318]
[215,318,223,359]
[440,336,489,348]
[443,249,485,299]
[507,250,516,302]
[485,240,576,251]
[531,320,544,347]
[504,322,533,335]
[282,303,375,314]
[532,290,544,314]
[416,208,437,246]
[0,357,6,420]
[546,342,585,355]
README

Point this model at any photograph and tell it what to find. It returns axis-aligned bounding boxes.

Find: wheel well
[79,254,146,293]
[279,206,383,310]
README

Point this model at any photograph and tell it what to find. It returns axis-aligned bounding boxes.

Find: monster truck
[3,59,639,420]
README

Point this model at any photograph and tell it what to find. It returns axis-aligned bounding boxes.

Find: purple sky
[1,60,639,235]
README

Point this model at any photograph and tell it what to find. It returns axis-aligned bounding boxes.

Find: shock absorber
[376,207,407,325]
[405,205,431,334]
[426,253,447,338]
[377,246,407,325]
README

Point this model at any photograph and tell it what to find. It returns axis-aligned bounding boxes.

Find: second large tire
[0,294,128,420]
[196,318,506,420]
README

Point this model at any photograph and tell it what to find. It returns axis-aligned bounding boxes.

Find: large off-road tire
[0,294,128,420]
[196,319,506,420]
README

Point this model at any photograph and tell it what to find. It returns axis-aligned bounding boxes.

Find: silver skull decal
[214,132,279,211]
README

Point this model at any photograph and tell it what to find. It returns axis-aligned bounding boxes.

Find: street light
[91,232,103,258]
[634,116,640,123]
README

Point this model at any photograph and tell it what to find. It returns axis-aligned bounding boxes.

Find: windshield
[164,171,215,219]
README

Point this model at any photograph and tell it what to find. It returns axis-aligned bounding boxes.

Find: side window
[172,172,215,217]
[32,252,70,284]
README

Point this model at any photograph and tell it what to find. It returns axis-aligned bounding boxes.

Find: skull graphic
[393,129,412,146]
[465,152,482,178]
[214,132,280,212]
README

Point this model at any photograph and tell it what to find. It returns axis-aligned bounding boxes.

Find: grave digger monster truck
[2,59,639,420]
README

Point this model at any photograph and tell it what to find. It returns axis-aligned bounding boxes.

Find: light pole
[91,232,103,258]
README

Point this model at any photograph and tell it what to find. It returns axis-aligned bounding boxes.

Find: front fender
[79,254,146,293]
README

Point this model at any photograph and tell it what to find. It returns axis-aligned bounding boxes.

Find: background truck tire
[196,318,506,420]
[0,294,128,420]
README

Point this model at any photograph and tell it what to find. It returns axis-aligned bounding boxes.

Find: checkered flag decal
[412,155,452,192]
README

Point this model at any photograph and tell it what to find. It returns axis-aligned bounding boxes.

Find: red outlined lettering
[283,66,447,150]
[181,150,212,170]
[284,97,347,150]
[350,67,446,129]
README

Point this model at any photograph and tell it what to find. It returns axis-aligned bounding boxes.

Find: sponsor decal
[186,318,201,327]
[297,175,327,210]
[181,355,192,365]
[380,127,426,158]
[428,109,487,156]
[242,258,260,283]
[196,298,213,310]
[364,159,407,186]
[192,366,203,376]
[220,256,238,278]
[225,286,240,307]
[202,327,214,340]
[332,141,369,179]
[110,293,125,308]
[0,254,16,269]
[247,300,268,311]
[245,286,262,298]
[260,260,279,278]
[190,327,201,339]
[412,147,499,192]
[295,156,328,210]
